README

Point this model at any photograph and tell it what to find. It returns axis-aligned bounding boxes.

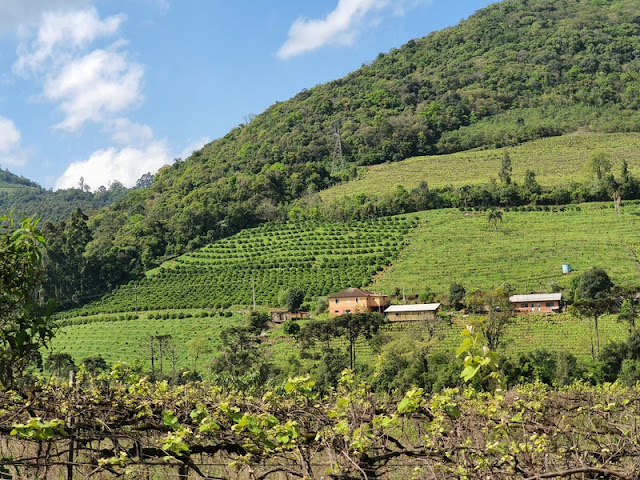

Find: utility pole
[252,277,256,311]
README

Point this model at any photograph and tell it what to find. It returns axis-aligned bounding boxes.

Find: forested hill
[43,0,640,306]
[0,168,131,223]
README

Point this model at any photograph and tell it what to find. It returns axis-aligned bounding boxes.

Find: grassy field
[49,309,627,374]
[370,202,640,296]
[49,310,244,372]
[320,133,640,201]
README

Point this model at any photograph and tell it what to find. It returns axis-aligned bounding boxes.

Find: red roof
[328,288,387,298]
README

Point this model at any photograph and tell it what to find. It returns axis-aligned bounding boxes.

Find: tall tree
[0,214,54,386]
[523,170,542,199]
[499,151,512,185]
[571,267,613,359]
[587,152,611,181]
[487,208,503,232]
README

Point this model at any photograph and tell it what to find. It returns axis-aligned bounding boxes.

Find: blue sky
[0,0,495,190]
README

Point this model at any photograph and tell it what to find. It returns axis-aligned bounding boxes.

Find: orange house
[327,288,390,317]
[509,293,563,313]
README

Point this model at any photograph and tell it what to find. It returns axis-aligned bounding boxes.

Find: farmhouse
[327,288,389,316]
[509,293,563,313]
[384,303,441,322]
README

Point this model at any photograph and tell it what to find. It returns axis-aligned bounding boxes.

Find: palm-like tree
[487,208,503,232]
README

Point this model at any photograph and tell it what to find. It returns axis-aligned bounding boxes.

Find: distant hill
[0,169,130,222]
[0,168,40,190]
[39,0,640,304]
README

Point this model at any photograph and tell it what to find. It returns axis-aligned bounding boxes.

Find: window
[545,302,554,307]
[521,303,528,308]
[355,298,359,303]
[335,299,340,304]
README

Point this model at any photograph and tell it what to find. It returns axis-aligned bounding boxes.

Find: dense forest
[29,0,640,307]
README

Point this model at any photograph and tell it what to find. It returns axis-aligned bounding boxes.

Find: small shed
[384,303,441,322]
[270,310,311,324]
[509,293,563,313]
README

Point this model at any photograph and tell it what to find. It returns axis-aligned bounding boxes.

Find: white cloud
[14,7,125,74]
[277,0,390,59]
[0,0,87,35]
[44,47,143,131]
[178,137,211,161]
[12,7,141,132]
[54,141,171,190]
[0,116,27,166]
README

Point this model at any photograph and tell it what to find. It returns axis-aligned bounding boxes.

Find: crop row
[74,217,417,314]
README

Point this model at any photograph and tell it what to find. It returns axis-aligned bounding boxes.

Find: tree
[0,214,54,387]
[480,286,515,351]
[283,320,300,337]
[523,169,542,199]
[248,311,269,332]
[186,337,211,373]
[316,296,329,314]
[571,267,613,359]
[300,313,387,370]
[618,298,637,332]
[134,172,155,189]
[487,208,503,232]
[586,152,611,181]
[449,283,466,309]
[210,326,273,386]
[465,289,486,314]
[279,288,305,312]
[499,151,512,185]
[45,352,76,378]
[81,355,108,375]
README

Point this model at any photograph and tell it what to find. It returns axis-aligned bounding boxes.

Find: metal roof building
[384,303,441,322]
[509,293,563,303]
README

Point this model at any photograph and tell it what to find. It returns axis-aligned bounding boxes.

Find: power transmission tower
[330,125,344,174]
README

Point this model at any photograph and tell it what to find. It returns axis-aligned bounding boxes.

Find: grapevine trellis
[76,217,418,314]
[2,371,640,480]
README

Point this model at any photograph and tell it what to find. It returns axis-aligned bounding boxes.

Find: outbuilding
[384,303,441,322]
[509,293,563,313]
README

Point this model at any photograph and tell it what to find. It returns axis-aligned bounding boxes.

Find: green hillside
[45,0,640,306]
[372,203,640,295]
[70,201,640,316]
[49,203,640,373]
[321,132,640,201]
[74,216,416,314]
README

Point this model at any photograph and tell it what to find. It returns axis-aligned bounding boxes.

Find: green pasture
[320,133,640,202]
[49,310,243,372]
[77,216,416,314]
[371,203,640,296]
[50,309,628,375]
[271,312,628,371]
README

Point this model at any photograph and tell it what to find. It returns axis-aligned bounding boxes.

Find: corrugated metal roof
[384,303,441,313]
[509,293,563,303]
[328,288,387,298]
